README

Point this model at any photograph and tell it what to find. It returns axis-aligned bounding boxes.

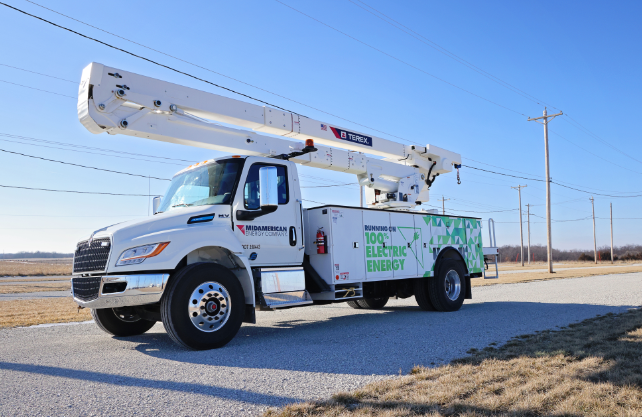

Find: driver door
[233,159,300,266]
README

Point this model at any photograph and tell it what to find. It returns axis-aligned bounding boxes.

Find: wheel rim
[187,281,231,333]
[444,270,461,301]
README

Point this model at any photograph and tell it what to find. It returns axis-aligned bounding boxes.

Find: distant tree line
[1,251,73,259]
[498,245,642,262]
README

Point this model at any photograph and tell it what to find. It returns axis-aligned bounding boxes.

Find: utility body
[72,63,499,349]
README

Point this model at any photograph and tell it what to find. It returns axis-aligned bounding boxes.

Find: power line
[2,132,194,162]
[301,183,355,188]
[0,133,190,166]
[0,78,75,99]
[347,0,558,110]
[562,114,642,166]
[548,128,642,177]
[0,2,301,112]
[462,164,544,182]
[274,0,527,117]
[0,183,154,196]
[462,164,642,198]
[0,213,145,217]
[0,62,76,83]
[5,2,414,145]
[5,4,639,204]
[0,148,171,181]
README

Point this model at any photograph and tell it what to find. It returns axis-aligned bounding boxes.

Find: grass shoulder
[267,307,642,416]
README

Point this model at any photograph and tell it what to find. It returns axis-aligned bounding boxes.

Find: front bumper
[71,273,170,309]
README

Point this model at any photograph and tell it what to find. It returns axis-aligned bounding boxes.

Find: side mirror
[237,166,279,221]
[152,196,161,215]
[259,166,278,209]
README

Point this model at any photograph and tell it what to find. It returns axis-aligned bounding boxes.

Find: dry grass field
[268,307,642,417]
[472,264,642,287]
[0,283,71,294]
[497,260,641,270]
[0,260,72,277]
[0,297,91,328]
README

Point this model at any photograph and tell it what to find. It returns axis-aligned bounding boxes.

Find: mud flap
[465,276,472,299]
[243,304,256,324]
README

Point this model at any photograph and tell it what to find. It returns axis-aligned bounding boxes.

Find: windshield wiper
[171,203,193,208]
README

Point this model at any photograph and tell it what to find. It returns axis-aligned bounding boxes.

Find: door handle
[289,226,297,247]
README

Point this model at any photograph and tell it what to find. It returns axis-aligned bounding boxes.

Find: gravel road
[0,291,71,301]
[0,275,71,281]
[0,280,69,285]
[0,273,640,416]
[500,263,642,274]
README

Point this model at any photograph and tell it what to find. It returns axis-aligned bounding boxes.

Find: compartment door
[426,215,448,277]
[415,214,433,277]
[465,218,484,274]
[390,213,419,278]
[329,208,365,283]
[362,211,392,280]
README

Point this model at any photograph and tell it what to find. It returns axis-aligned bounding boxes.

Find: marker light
[305,139,314,148]
[116,242,170,266]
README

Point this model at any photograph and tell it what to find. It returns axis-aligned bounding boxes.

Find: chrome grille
[73,237,111,273]
[72,276,103,301]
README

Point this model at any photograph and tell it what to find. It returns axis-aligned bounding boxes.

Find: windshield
[157,159,243,213]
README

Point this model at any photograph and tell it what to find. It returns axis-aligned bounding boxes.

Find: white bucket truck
[72,63,499,349]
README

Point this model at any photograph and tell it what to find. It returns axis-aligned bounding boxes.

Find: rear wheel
[91,307,156,337]
[161,263,245,350]
[357,297,389,309]
[428,259,467,312]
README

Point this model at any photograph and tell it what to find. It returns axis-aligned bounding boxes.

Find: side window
[244,164,288,209]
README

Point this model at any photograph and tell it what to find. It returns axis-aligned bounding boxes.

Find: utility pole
[610,202,614,264]
[526,203,531,264]
[438,196,450,215]
[528,107,563,273]
[590,196,597,264]
[511,185,527,266]
[360,186,364,208]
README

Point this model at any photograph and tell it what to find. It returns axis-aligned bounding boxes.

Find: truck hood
[88,205,233,244]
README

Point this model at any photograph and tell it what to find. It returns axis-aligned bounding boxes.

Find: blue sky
[0,0,640,254]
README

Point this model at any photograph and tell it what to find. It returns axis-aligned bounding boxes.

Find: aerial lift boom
[78,62,461,209]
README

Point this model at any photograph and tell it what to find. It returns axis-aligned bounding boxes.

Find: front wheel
[161,263,245,350]
[91,307,156,337]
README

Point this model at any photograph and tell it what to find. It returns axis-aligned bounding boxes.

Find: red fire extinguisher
[316,228,327,254]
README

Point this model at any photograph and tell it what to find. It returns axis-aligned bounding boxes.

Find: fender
[107,225,255,306]
[434,245,470,276]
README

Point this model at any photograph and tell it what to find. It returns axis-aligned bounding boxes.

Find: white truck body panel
[304,205,486,293]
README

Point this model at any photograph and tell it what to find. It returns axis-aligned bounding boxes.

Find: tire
[429,259,467,312]
[161,263,245,350]
[356,297,389,309]
[414,277,437,311]
[346,300,362,309]
[91,307,156,337]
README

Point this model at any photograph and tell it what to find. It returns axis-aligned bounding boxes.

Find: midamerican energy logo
[237,225,287,237]
[329,126,372,147]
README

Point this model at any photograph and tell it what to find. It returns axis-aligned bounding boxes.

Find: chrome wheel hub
[444,270,461,301]
[187,282,230,332]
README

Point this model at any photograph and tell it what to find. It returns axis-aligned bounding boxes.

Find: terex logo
[330,126,372,147]
[236,225,246,235]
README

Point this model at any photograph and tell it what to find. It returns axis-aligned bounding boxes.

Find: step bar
[483,218,499,279]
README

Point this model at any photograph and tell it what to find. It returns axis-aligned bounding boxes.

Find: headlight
[116,242,170,266]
